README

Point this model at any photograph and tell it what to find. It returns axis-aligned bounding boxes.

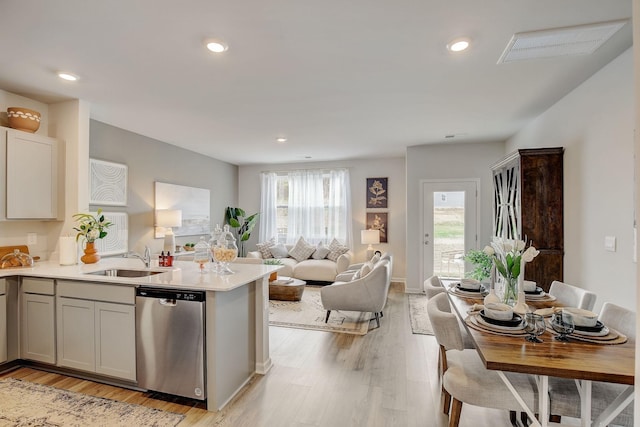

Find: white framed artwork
[93,212,129,256]
[154,182,210,238]
[89,159,128,206]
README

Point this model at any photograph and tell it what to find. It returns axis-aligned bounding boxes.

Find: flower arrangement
[483,237,539,304]
[72,208,112,243]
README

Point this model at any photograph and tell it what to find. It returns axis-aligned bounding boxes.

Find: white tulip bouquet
[483,237,539,304]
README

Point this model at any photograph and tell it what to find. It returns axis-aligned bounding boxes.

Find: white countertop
[0,258,279,292]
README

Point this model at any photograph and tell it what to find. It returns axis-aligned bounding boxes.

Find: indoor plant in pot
[73,208,112,264]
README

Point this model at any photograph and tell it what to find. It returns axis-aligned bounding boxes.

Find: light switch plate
[604,235,616,252]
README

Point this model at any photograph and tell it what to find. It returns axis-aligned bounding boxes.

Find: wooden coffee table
[268,277,307,301]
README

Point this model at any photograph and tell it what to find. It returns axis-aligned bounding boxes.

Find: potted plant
[72,208,112,264]
[225,207,259,257]
[263,258,282,282]
[463,249,492,281]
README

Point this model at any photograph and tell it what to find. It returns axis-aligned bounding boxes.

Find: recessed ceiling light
[205,39,228,53]
[447,38,471,52]
[57,72,78,81]
[276,137,287,143]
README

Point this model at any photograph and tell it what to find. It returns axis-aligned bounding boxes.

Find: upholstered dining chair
[548,280,597,310]
[427,292,538,427]
[424,275,446,299]
[548,302,635,426]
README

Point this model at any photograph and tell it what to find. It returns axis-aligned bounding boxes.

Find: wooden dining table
[445,285,635,427]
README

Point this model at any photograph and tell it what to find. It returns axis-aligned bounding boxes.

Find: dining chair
[548,280,597,310]
[548,302,635,426]
[424,275,445,298]
[427,292,538,427]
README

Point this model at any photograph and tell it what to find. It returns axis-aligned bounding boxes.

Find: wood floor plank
[0,287,519,426]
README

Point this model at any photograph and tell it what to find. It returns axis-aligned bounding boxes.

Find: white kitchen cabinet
[21,278,56,364]
[0,127,64,220]
[0,279,7,364]
[56,280,136,381]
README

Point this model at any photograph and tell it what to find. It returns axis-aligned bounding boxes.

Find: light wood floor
[0,287,516,426]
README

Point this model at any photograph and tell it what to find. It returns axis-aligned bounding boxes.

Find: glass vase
[501,275,519,306]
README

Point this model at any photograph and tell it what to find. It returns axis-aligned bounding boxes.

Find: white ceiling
[0,0,632,165]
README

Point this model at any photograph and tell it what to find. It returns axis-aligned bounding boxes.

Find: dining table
[444,282,635,427]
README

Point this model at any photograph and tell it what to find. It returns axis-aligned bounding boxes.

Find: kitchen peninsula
[0,258,278,412]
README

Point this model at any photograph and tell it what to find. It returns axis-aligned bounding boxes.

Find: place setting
[465,302,530,337]
[448,278,487,298]
[543,307,628,345]
[521,280,557,302]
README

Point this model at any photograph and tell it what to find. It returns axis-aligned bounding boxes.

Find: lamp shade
[155,209,182,228]
[361,229,380,245]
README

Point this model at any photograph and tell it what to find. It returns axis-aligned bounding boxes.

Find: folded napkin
[469,303,484,313]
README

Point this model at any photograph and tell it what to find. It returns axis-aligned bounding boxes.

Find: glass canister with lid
[192,236,211,273]
[1,248,34,268]
[213,224,238,274]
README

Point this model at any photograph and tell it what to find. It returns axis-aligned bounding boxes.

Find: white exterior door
[421,180,479,282]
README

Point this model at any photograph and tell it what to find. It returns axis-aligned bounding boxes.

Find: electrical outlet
[604,235,616,252]
[27,232,37,245]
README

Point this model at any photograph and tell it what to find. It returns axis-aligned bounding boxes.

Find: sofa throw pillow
[312,243,331,260]
[288,237,316,262]
[270,243,289,259]
[327,238,349,262]
[256,240,275,259]
[370,253,381,264]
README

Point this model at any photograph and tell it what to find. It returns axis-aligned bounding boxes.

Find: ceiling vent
[497,20,627,64]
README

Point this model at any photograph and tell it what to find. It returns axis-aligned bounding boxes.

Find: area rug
[408,294,434,335]
[0,378,185,427]
[269,286,373,335]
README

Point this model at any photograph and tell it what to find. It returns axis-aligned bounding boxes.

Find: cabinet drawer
[22,277,55,295]
[57,280,134,305]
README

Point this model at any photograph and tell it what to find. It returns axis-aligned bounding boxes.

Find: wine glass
[524,313,545,343]
[551,310,575,341]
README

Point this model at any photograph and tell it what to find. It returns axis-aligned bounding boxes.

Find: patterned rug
[0,378,185,427]
[269,285,373,335]
[408,294,434,335]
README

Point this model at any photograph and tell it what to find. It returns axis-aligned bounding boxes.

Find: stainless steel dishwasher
[136,287,206,400]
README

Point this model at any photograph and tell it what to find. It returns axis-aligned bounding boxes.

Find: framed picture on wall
[366,212,388,243]
[89,159,128,206]
[366,177,388,208]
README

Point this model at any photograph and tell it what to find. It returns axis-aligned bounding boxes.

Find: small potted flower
[73,208,112,264]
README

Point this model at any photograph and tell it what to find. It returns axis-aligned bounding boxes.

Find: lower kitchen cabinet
[57,296,136,381]
[21,278,56,364]
[0,293,6,364]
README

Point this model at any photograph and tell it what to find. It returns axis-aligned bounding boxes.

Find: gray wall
[507,48,635,312]
[90,120,238,255]
[238,158,407,280]
[405,141,505,293]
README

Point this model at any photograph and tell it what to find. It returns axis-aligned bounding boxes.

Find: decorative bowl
[484,303,514,321]
[562,307,598,327]
[7,107,41,133]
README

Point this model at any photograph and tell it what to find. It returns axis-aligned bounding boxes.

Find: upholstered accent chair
[427,292,538,427]
[548,302,635,426]
[424,275,446,299]
[320,258,390,328]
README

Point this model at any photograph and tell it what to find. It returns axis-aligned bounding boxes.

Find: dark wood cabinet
[492,147,564,292]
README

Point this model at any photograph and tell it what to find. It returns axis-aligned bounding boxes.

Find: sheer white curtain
[259,172,278,242]
[259,168,352,247]
[287,169,326,244]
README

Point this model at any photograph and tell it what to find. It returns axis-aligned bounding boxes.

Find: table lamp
[361,229,380,260]
[156,209,182,252]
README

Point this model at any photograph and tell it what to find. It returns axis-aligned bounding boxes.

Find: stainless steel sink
[86,269,165,278]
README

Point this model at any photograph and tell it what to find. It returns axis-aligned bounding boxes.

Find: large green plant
[225,207,259,257]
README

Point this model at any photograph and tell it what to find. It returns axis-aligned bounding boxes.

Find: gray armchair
[320,259,390,327]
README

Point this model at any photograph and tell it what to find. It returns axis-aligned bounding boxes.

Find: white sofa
[247,243,353,283]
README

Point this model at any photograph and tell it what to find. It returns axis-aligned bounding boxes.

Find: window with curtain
[260,168,352,247]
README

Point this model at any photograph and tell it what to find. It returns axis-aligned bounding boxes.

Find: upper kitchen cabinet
[492,147,564,292]
[0,127,65,220]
